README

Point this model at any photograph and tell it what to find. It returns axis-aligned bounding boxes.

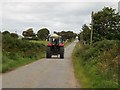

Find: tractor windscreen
[49,37,63,44]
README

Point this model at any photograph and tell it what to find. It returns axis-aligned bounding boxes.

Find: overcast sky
[1,0,119,35]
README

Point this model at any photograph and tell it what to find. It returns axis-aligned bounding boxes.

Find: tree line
[2,28,77,41]
[22,28,77,41]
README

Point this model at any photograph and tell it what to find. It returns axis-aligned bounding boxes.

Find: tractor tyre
[60,47,64,59]
[46,47,51,58]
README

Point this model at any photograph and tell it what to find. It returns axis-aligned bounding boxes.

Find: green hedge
[2,34,46,73]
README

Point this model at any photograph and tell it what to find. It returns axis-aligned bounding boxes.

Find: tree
[37,28,50,40]
[22,28,36,38]
[57,31,77,41]
[81,7,120,44]
[82,24,91,44]
[10,33,19,38]
[2,31,10,35]
[92,7,120,42]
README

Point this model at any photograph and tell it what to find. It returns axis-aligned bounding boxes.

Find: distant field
[64,39,75,47]
[30,40,48,46]
[30,40,74,47]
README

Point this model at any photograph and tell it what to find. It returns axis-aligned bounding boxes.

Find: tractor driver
[53,38,58,45]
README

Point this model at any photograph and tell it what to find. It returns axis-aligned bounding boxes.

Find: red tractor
[46,34,64,58]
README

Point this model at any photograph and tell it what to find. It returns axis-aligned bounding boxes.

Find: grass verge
[72,43,91,88]
[2,52,45,73]
[72,40,120,88]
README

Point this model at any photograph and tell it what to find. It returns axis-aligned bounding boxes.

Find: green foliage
[2,34,46,73]
[73,40,120,88]
[2,31,10,35]
[10,33,19,38]
[81,24,91,44]
[2,31,19,39]
[72,43,91,88]
[37,28,50,40]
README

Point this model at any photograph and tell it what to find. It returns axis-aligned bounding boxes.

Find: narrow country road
[2,40,79,88]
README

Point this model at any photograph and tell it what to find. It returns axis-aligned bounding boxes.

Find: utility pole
[90,11,94,46]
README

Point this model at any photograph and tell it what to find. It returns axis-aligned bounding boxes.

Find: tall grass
[72,40,120,88]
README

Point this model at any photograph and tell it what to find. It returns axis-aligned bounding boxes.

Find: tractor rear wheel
[60,47,64,59]
[46,47,51,58]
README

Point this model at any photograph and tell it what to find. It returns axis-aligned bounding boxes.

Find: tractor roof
[50,33,61,39]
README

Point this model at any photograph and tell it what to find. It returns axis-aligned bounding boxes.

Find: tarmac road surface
[2,40,79,88]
